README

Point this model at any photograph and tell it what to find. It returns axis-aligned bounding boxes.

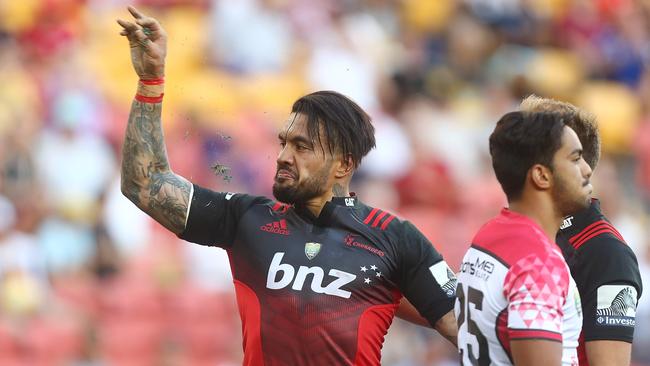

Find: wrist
[135,77,165,103]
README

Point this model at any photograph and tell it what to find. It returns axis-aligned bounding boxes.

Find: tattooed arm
[121,101,191,234]
[118,7,191,234]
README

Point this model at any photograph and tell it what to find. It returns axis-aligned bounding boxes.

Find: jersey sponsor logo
[560,216,574,230]
[429,261,457,297]
[344,197,356,207]
[595,285,637,327]
[225,192,236,200]
[343,234,385,257]
[266,252,356,299]
[304,242,322,260]
[260,219,290,235]
[459,257,495,281]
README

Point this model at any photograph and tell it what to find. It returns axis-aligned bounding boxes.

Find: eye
[279,141,286,148]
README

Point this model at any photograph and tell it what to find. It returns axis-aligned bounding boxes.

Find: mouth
[275,169,297,181]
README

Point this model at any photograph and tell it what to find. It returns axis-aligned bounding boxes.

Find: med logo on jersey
[596,285,638,327]
[429,261,457,297]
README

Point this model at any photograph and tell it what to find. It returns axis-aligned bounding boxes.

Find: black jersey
[556,199,643,365]
[179,185,456,366]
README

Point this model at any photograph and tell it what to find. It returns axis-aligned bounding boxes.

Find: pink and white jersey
[455,209,582,365]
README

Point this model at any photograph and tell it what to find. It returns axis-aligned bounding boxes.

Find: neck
[303,182,349,217]
[508,196,563,240]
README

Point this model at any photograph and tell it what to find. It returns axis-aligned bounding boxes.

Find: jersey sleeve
[503,251,570,342]
[395,221,456,326]
[178,184,265,248]
[573,236,642,343]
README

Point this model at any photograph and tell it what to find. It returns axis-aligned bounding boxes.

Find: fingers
[116,19,152,47]
[136,17,163,34]
[119,7,165,39]
[117,19,138,32]
[127,6,144,19]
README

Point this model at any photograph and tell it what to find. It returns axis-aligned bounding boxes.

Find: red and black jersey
[179,185,456,366]
[556,199,643,365]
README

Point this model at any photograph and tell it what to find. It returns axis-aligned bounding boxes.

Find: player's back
[456,208,582,365]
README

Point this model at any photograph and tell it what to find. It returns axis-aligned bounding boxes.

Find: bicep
[585,340,631,366]
[132,171,192,234]
[510,339,562,366]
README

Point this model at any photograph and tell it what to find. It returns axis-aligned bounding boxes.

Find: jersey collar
[294,193,358,226]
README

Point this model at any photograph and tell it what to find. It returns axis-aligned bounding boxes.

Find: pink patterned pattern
[503,251,570,336]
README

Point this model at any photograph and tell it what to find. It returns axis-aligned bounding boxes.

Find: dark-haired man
[456,111,592,365]
[521,96,643,366]
[117,7,457,365]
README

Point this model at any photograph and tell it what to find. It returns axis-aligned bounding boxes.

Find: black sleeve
[573,236,643,343]
[396,220,456,327]
[178,184,266,248]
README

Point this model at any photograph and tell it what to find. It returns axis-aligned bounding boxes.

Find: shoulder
[356,204,400,232]
[504,248,570,297]
[190,186,281,215]
[573,233,642,294]
[473,213,553,268]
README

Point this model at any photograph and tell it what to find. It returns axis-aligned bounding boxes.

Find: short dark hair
[520,95,600,169]
[489,111,566,202]
[291,91,375,168]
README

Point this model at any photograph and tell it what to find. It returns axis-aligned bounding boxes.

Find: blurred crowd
[1,0,650,365]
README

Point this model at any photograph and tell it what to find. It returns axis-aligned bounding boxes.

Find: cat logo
[305,242,322,260]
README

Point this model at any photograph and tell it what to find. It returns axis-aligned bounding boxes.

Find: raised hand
[117,6,167,80]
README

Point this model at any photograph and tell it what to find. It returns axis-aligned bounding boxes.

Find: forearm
[434,310,458,347]
[121,99,191,233]
[586,340,632,366]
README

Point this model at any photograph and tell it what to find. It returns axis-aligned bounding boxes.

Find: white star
[364,278,371,284]
[370,265,377,270]
[375,272,382,278]
[360,266,368,272]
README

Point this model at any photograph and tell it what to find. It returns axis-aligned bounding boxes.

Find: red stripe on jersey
[371,211,388,227]
[496,309,512,362]
[353,303,399,366]
[569,220,625,248]
[233,280,263,366]
[577,331,589,366]
[508,328,562,342]
[272,202,282,211]
[379,215,395,230]
[364,208,380,224]
[573,228,624,250]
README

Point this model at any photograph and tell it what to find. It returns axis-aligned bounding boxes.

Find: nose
[581,158,592,180]
[277,144,294,167]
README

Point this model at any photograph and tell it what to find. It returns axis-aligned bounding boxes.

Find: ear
[530,164,552,191]
[334,154,354,179]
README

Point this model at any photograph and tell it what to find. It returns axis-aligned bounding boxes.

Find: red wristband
[140,78,165,85]
[135,93,164,103]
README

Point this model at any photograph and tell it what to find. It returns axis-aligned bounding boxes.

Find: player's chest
[234,213,397,298]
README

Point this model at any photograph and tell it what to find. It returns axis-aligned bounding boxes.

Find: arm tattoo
[121,100,191,233]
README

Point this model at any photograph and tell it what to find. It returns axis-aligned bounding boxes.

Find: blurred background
[0,0,649,364]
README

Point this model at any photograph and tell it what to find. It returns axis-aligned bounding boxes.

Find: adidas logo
[261,219,290,235]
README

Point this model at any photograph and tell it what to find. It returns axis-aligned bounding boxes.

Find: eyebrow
[278,133,313,146]
[568,148,583,157]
